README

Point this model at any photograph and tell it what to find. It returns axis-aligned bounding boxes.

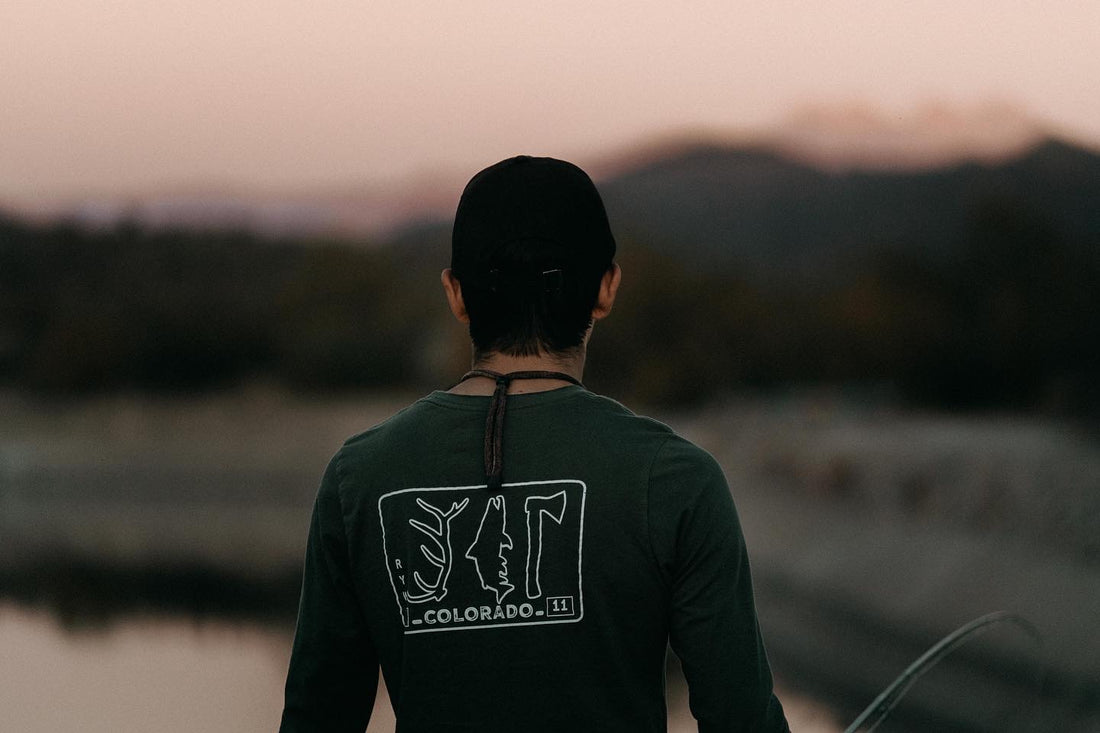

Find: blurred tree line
[0,217,440,394]
[1,203,1097,415]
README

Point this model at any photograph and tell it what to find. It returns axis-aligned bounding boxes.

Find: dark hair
[459,246,609,358]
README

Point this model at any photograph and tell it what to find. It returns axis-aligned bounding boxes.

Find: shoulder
[570,391,723,479]
[576,392,729,499]
[571,390,681,439]
[339,395,439,449]
[322,395,441,481]
[647,431,729,507]
[651,432,724,477]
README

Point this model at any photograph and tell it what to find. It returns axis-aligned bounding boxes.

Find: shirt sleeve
[280,453,379,733]
[648,437,790,733]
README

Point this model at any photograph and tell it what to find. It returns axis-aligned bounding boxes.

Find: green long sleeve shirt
[280,386,789,732]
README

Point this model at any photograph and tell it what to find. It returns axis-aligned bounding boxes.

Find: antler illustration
[404,497,469,603]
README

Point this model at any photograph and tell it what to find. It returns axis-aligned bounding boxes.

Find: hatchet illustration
[524,490,567,599]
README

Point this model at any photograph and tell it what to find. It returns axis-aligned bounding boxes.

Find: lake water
[6,391,1091,730]
[0,603,840,732]
[0,604,396,733]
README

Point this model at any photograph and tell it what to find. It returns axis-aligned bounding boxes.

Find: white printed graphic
[379,480,585,634]
[464,495,515,604]
[403,497,469,604]
[524,491,566,599]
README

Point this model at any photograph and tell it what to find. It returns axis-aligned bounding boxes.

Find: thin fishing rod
[844,611,1042,733]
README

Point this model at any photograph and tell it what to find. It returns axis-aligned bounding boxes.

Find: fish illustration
[465,495,515,604]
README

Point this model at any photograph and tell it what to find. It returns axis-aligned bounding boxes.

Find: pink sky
[2,1,1098,206]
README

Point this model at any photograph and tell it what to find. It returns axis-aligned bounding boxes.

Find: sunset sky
[2,1,1099,207]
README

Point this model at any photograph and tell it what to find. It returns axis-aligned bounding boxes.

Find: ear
[441,269,470,324]
[591,263,621,321]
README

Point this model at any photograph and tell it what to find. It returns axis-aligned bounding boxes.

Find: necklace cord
[453,369,583,490]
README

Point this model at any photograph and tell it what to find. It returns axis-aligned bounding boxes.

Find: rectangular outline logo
[378,479,586,634]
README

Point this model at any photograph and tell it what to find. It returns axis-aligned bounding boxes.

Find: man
[280,156,790,732]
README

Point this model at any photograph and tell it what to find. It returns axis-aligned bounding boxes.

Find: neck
[449,349,586,396]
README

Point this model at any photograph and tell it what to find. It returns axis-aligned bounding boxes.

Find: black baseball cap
[450,156,616,286]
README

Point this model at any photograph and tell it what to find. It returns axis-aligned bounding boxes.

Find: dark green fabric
[281,386,789,732]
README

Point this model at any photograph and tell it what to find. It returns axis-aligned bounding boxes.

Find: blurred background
[1,2,1098,731]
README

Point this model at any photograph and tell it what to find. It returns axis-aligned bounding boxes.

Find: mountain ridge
[8,103,1097,241]
[595,134,1100,279]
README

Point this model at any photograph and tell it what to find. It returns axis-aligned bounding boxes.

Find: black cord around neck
[453,369,583,491]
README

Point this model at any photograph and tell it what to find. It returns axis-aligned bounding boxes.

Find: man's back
[281,385,788,732]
